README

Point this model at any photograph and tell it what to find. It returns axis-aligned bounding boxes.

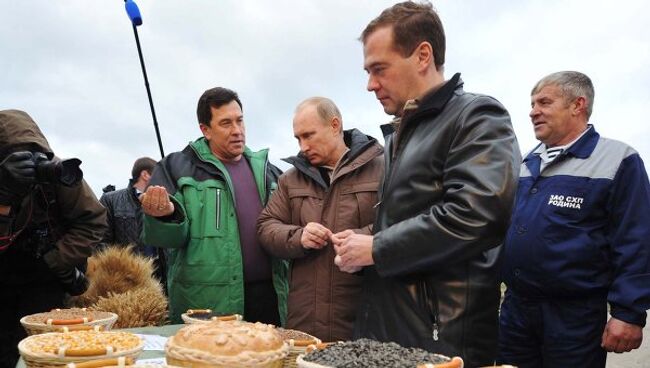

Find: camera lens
[34,160,58,183]
[34,157,83,186]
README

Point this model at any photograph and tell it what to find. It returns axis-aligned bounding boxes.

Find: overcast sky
[2,0,649,195]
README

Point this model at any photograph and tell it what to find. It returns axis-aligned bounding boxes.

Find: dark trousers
[497,290,607,368]
[0,281,65,368]
[244,279,280,326]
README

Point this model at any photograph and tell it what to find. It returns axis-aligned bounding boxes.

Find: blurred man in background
[99,157,166,284]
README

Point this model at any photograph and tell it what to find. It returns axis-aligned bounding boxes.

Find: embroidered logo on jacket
[548,194,583,209]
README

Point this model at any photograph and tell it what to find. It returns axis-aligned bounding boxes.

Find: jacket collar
[283,129,380,188]
[563,124,599,159]
[128,178,140,200]
[187,137,267,165]
[183,137,267,180]
[379,72,462,136]
[412,72,462,120]
[524,124,599,164]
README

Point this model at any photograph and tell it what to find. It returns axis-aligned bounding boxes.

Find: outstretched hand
[140,185,174,217]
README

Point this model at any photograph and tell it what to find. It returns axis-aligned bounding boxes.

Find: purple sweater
[223,158,272,283]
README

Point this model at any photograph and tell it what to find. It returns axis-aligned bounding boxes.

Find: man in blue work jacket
[498,71,650,367]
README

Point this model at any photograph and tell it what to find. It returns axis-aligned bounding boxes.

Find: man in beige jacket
[257,97,383,341]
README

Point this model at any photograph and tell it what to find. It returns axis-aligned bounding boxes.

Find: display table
[16,324,183,368]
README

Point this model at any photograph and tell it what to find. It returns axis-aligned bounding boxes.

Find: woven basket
[65,357,181,368]
[296,354,463,368]
[166,344,287,368]
[167,356,284,368]
[21,309,118,336]
[180,309,242,324]
[166,321,289,368]
[64,356,134,368]
[18,331,143,368]
[275,329,321,368]
[296,342,464,368]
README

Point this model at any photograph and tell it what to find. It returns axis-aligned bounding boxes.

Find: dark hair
[196,87,243,126]
[131,157,157,180]
[360,1,445,70]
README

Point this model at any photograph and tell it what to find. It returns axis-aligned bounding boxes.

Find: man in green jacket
[140,87,288,325]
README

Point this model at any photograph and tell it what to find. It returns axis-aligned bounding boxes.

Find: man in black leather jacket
[332,2,521,366]
[99,157,156,255]
[98,157,166,284]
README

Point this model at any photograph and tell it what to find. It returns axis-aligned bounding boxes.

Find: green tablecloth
[16,324,183,368]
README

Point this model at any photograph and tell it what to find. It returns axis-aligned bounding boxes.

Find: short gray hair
[295,97,343,126]
[531,71,595,119]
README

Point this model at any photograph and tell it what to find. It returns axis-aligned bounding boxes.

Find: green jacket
[142,138,288,324]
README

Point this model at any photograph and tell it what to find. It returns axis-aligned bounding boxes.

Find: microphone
[125,0,143,26]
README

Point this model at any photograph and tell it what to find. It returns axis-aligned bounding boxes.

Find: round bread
[166,320,288,368]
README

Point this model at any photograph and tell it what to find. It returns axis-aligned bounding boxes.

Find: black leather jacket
[99,181,148,253]
[354,74,521,367]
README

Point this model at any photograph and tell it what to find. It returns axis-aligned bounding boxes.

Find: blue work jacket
[502,125,650,326]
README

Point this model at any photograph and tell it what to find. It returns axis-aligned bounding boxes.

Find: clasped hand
[300,223,374,274]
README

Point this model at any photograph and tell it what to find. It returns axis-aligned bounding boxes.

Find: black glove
[60,268,89,296]
[42,249,89,296]
[0,151,37,205]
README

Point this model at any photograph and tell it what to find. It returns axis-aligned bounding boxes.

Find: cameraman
[0,110,107,368]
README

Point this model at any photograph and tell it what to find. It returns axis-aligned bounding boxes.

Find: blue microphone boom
[124,0,165,158]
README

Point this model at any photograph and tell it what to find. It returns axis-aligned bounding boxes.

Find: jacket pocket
[179,179,228,238]
[410,279,440,342]
[339,181,380,228]
[287,188,323,226]
[175,262,232,285]
[543,184,592,224]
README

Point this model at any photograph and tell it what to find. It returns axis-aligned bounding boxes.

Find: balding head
[295,97,343,133]
[293,97,347,167]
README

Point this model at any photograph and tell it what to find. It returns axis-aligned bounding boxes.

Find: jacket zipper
[263,158,270,205]
[430,286,440,341]
[378,126,416,216]
[432,319,439,341]
[417,280,440,341]
[216,188,221,230]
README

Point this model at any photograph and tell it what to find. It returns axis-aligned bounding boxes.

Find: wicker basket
[64,356,134,368]
[18,331,143,368]
[275,329,321,368]
[166,320,288,368]
[167,355,284,368]
[296,354,463,368]
[65,358,181,368]
[180,309,242,324]
[166,343,287,368]
[295,342,464,368]
[21,309,118,336]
